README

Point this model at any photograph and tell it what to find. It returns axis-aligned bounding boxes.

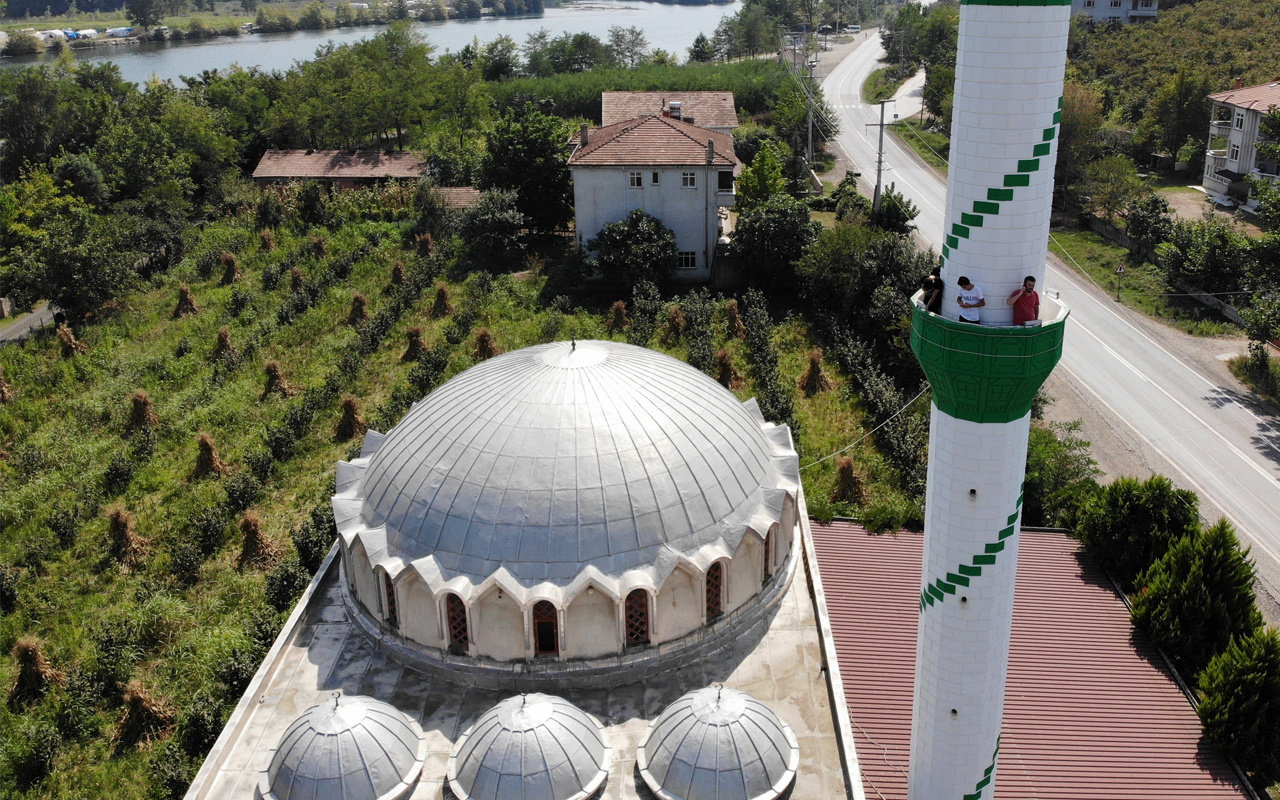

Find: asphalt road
[0,304,54,344]
[821,38,1280,571]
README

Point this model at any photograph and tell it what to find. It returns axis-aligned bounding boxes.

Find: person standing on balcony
[1006,276,1040,326]
[956,276,985,324]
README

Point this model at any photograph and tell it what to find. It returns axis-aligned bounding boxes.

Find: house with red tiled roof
[252,149,430,190]
[601,91,740,134]
[568,114,740,282]
[1202,81,1280,208]
[808,520,1255,800]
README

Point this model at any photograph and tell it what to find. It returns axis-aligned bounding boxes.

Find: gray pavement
[0,305,54,344]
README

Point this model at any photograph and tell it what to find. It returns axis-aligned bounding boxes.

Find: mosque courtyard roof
[811,522,1253,800]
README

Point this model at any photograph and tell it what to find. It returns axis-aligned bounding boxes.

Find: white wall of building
[1203,101,1277,207]
[572,164,734,282]
[1070,0,1157,24]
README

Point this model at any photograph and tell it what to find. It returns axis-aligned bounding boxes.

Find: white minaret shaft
[907,3,1071,799]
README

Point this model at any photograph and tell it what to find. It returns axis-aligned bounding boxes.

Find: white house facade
[1203,81,1280,209]
[569,115,739,283]
[1070,0,1157,24]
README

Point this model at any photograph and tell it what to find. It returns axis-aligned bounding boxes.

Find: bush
[741,289,797,432]
[147,741,195,800]
[178,689,226,759]
[1022,422,1099,527]
[103,454,136,497]
[223,471,263,515]
[0,563,18,614]
[1076,475,1199,588]
[1198,628,1280,786]
[461,189,526,267]
[626,280,663,347]
[1,718,60,789]
[265,554,311,612]
[730,195,820,291]
[293,504,337,574]
[1131,519,1262,678]
[682,288,716,375]
[587,209,678,291]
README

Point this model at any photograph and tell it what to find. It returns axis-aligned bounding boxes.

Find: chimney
[706,139,715,166]
[579,123,589,147]
[1235,77,1243,90]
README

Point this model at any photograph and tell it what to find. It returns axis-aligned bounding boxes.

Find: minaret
[907,2,1071,799]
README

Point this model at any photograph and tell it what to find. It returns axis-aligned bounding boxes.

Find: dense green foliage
[1131,519,1263,678]
[1022,421,1099,529]
[731,195,821,290]
[586,210,679,291]
[1075,475,1200,588]
[1198,628,1280,786]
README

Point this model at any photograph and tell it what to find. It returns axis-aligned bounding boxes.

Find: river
[3,0,741,84]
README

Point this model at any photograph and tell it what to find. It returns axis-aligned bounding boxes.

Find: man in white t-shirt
[956,276,985,323]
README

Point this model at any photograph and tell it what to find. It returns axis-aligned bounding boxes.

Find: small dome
[349,340,795,586]
[447,693,612,800]
[258,694,426,800]
[637,687,799,800]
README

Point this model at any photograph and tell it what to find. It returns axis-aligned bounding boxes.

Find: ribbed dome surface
[259,694,426,800]
[447,693,611,800]
[357,340,785,584]
[637,687,799,800]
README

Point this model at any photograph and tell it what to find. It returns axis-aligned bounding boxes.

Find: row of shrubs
[1075,474,1280,787]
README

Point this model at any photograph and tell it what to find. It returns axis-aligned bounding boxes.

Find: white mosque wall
[348,542,380,621]
[565,587,620,658]
[654,565,702,644]
[399,572,441,650]
[728,532,765,611]
[472,587,526,661]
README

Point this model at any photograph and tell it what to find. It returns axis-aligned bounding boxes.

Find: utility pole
[807,58,816,163]
[875,99,885,212]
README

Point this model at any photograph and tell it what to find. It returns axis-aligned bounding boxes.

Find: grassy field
[1047,228,1238,336]
[0,208,911,798]
[889,119,948,173]
[861,66,905,104]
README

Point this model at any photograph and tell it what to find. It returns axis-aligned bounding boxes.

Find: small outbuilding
[252,149,430,190]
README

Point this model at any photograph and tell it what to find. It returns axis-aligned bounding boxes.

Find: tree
[688,32,715,63]
[871,182,920,234]
[51,153,109,206]
[731,194,821,290]
[736,142,786,210]
[1124,192,1174,254]
[1198,628,1280,786]
[1131,519,1262,677]
[1076,475,1200,588]
[1056,80,1105,191]
[461,189,526,267]
[479,106,573,234]
[1135,67,1213,159]
[607,25,649,68]
[587,209,678,291]
[479,35,519,82]
[1080,155,1148,224]
[1022,421,1099,528]
[125,0,165,29]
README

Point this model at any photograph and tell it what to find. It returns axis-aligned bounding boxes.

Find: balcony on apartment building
[1129,0,1158,17]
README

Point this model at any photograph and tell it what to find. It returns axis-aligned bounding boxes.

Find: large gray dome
[257,694,426,800]
[637,687,799,800]
[349,340,795,586]
[447,693,611,800]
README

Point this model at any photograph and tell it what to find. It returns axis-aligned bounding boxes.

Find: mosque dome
[257,693,426,800]
[637,686,799,800]
[334,340,800,666]
[447,693,611,800]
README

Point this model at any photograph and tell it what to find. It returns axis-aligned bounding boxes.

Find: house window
[651,172,660,185]
[682,172,697,188]
[717,171,734,193]
[1083,0,1093,6]
[1235,111,1245,130]
[706,562,723,620]
[446,593,469,651]
[625,589,650,646]
[1109,0,1120,7]
[677,252,697,270]
[533,600,558,656]
[1230,144,1240,162]
[383,573,398,630]
[629,171,642,188]
[1139,0,1152,7]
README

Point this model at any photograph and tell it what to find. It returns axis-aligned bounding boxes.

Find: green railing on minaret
[910,302,1067,424]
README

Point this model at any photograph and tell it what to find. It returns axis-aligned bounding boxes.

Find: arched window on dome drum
[625,589,650,646]
[706,562,724,620]
[446,593,469,652]
[533,600,559,656]
[383,573,399,630]
[763,529,774,582]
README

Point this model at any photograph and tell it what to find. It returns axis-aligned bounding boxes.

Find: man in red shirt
[1006,276,1039,326]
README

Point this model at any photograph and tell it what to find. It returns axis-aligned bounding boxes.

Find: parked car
[845,24,861,33]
